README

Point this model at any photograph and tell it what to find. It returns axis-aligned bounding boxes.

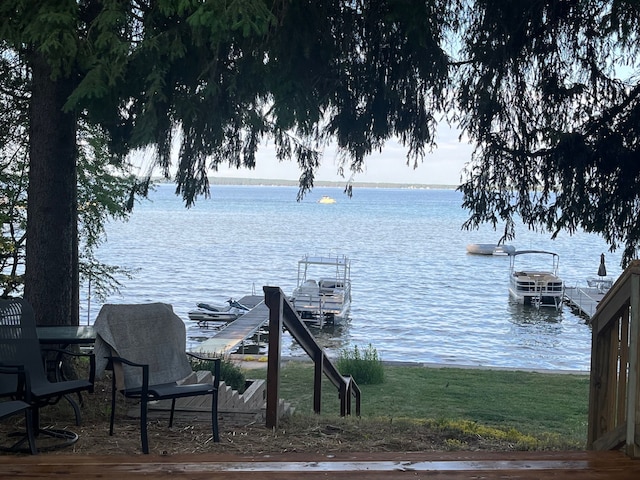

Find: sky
[211,124,474,186]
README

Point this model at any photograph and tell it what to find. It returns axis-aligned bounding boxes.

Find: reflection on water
[284,318,352,357]
[504,300,592,370]
[507,300,564,326]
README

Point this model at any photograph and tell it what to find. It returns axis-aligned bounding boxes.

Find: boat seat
[297,280,319,295]
[319,280,343,290]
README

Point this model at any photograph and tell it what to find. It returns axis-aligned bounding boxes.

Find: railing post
[339,380,347,416]
[627,274,640,457]
[264,286,283,429]
[345,376,352,415]
[313,350,323,414]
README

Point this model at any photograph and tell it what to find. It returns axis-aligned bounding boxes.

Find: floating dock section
[564,287,606,319]
[193,295,268,356]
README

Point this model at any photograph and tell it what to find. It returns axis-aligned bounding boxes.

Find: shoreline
[231,354,591,376]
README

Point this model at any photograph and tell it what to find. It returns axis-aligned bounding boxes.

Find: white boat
[466,243,515,256]
[188,299,250,327]
[508,250,564,310]
[291,254,351,325]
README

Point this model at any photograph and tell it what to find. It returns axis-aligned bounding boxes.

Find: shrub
[336,344,384,384]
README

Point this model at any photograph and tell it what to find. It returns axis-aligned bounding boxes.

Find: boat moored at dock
[508,250,564,310]
[291,254,352,325]
[188,299,250,327]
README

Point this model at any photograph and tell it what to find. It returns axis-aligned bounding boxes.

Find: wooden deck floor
[2,450,639,479]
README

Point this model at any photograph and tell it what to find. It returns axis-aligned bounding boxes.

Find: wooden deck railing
[588,260,640,458]
[262,286,361,428]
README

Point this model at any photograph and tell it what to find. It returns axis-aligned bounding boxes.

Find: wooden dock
[564,287,605,319]
[192,295,268,356]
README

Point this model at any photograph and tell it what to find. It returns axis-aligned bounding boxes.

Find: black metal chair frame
[107,352,220,454]
[0,298,95,451]
[0,365,37,454]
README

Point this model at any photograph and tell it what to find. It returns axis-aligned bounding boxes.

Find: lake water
[84,183,622,372]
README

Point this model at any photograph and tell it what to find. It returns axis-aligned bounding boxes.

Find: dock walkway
[564,287,605,319]
[193,295,268,356]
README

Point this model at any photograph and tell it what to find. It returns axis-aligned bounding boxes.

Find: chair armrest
[185,353,221,389]
[105,355,149,393]
[41,346,93,359]
[186,352,220,363]
[0,364,32,402]
[41,348,96,388]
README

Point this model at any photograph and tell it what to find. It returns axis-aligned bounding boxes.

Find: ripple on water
[85,185,616,371]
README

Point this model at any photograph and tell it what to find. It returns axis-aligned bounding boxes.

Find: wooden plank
[2,451,640,479]
[589,316,617,446]
[627,274,640,457]
[606,317,621,435]
[593,280,632,335]
[618,309,630,426]
[592,423,627,451]
[193,298,268,356]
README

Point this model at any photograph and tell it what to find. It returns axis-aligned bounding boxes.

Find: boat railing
[263,286,361,428]
[292,292,327,315]
[588,260,640,458]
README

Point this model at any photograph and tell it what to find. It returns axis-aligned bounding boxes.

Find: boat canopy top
[509,250,560,274]
[296,254,351,288]
[299,254,350,266]
[509,250,559,257]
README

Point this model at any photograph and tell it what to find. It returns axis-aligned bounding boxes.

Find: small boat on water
[188,298,250,327]
[508,250,564,310]
[290,254,351,325]
[466,243,516,256]
[318,195,336,204]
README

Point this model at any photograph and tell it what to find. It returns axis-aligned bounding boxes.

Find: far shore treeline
[152,176,459,191]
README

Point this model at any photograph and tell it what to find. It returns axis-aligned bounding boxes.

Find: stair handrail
[263,286,361,428]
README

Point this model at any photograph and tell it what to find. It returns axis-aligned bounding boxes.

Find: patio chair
[0,365,37,454]
[93,303,220,454]
[0,298,95,450]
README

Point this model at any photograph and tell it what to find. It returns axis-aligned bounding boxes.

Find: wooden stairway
[140,370,292,426]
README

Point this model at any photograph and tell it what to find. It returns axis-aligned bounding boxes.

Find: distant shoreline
[154,176,459,191]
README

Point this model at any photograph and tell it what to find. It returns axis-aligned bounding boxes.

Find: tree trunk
[24,52,79,327]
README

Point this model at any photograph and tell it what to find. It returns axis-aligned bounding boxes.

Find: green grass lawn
[246,361,590,448]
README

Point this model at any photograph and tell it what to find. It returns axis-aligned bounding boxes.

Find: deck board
[192,295,268,356]
[1,450,639,479]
